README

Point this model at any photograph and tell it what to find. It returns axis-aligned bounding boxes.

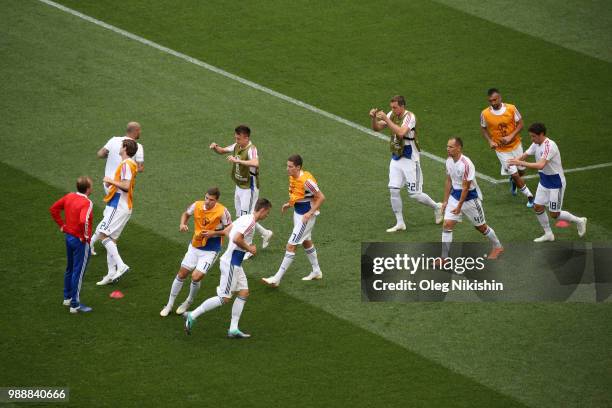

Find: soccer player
[441,137,504,260]
[184,199,272,338]
[480,88,534,206]
[160,187,232,317]
[507,123,587,242]
[209,125,273,253]
[369,95,442,232]
[261,155,325,287]
[91,121,144,254]
[95,139,139,285]
[49,177,94,313]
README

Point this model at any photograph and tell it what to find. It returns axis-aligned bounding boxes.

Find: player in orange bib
[160,187,232,317]
[480,88,534,207]
[95,138,139,285]
[262,154,325,287]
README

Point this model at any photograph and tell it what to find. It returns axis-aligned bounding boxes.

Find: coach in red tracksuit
[50,177,94,313]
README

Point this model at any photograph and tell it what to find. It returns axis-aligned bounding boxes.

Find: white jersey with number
[104,136,144,178]
[220,214,256,266]
[525,138,564,179]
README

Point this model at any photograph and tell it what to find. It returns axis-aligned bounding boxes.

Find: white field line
[38,0,607,185]
[492,162,612,184]
[39,0,502,184]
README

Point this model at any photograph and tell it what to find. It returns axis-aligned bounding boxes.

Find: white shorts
[180,244,219,273]
[95,206,131,240]
[216,260,248,298]
[534,183,565,212]
[235,186,259,217]
[444,196,486,226]
[288,211,317,245]
[495,145,526,176]
[388,158,423,193]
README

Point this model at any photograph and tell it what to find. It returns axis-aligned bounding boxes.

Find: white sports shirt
[220,214,257,266]
[526,137,565,187]
[104,136,144,178]
[445,154,482,199]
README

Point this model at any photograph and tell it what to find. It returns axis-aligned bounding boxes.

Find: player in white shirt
[209,125,273,254]
[507,123,587,242]
[184,198,272,339]
[370,95,442,232]
[440,137,504,262]
[91,122,144,255]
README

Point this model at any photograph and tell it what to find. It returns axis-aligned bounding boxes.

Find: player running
[184,199,272,338]
[480,88,534,207]
[507,123,587,242]
[440,137,504,261]
[262,155,324,287]
[160,187,232,317]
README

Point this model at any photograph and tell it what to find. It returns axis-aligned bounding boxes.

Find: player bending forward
[507,123,587,242]
[184,199,272,338]
[160,187,232,317]
[441,137,504,261]
[262,154,325,287]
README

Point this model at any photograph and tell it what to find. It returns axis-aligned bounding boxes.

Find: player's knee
[534,204,545,213]
[443,221,454,230]
[222,296,232,304]
[550,211,560,219]
[238,289,249,299]
[177,268,190,279]
[191,270,205,282]
[302,240,313,250]
[286,244,297,252]
[476,224,488,234]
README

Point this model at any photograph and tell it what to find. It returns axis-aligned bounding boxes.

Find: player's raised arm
[377,110,409,138]
[209,142,233,154]
[370,108,387,131]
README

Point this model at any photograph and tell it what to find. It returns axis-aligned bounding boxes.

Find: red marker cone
[555,220,570,228]
[109,290,124,299]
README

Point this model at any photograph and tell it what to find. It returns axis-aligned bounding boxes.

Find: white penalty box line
[38,0,609,185]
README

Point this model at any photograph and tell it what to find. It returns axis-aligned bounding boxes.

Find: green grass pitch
[1,1,611,407]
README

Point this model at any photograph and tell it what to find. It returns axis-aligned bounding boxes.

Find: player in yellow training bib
[480,88,534,207]
[160,187,232,317]
[262,154,325,287]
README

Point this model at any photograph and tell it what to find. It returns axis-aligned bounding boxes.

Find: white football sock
[166,276,184,308]
[559,210,580,224]
[191,296,223,319]
[483,226,502,248]
[273,251,295,282]
[409,192,437,209]
[519,185,533,198]
[106,251,116,277]
[442,230,453,258]
[229,296,247,331]
[102,238,126,269]
[536,211,552,234]
[389,188,404,225]
[186,280,201,303]
[304,246,321,274]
